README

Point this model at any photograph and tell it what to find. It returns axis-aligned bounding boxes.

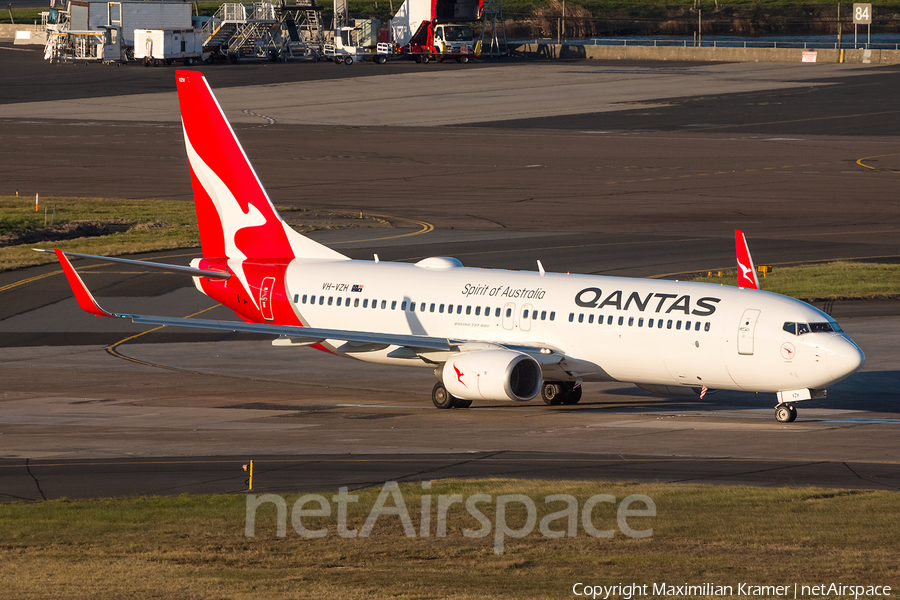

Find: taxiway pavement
[0,48,898,498]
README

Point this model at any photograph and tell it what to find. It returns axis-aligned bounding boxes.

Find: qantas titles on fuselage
[315,281,720,318]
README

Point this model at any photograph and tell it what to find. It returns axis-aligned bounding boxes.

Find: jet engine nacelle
[443,350,542,402]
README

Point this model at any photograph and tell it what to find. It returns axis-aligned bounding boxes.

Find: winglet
[54,249,115,317]
[735,230,760,290]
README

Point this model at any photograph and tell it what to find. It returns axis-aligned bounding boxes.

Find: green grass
[1,479,898,599]
[0,196,390,272]
[0,196,200,271]
[692,261,900,301]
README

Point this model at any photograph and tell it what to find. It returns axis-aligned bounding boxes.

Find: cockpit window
[784,321,837,336]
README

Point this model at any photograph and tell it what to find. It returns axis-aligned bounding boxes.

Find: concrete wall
[511,43,900,65]
[0,23,43,41]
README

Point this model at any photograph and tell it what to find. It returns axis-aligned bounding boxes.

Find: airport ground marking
[331,214,434,245]
[856,153,900,172]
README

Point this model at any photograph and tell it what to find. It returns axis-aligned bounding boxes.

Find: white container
[133,28,203,63]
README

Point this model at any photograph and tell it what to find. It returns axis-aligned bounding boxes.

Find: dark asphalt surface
[1,47,898,498]
[3,453,899,502]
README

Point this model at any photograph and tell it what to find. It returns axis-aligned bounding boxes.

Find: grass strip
[0,196,389,272]
[0,479,897,599]
[691,261,900,301]
[0,196,200,272]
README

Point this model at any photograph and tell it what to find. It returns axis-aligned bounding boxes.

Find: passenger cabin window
[420,303,426,312]
[310,295,316,304]
[302,294,307,304]
[617,316,624,326]
[328,297,333,306]
[568,313,574,322]
[607,316,613,325]
[704,322,711,332]
[381,300,387,309]
[354,298,360,307]
[475,306,481,316]
[628,317,634,326]
[337,297,343,307]
[293,294,299,303]
[541,311,547,320]
[456,306,462,314]
[401,301,407,310]
[588,314,594,324]
[466,306,472,315]
[431,303,436,313]
[319,296,325,305]
[549,312,555,321]
[648,318,654,327]
[578,314,584,323]
[391,301,397,310]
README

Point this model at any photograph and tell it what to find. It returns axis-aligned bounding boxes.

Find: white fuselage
[277,257,864,394]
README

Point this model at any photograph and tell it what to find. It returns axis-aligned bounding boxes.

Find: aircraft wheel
[562,384,582,405]
[344,55,353,65]
[541,382,564,405]
[452,397,473,409]
[775,404,797,423]
[432,382,456,409]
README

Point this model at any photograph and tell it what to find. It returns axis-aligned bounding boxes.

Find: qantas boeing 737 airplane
[50,71,865,423]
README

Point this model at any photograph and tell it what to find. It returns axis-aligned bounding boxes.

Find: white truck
[133,28,206,65]
[326,0,482,65]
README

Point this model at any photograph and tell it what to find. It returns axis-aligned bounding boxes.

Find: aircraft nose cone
[826,336,865,381]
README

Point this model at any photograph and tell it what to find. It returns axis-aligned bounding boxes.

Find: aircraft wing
[53,249,455,352]
[53,250,568,366]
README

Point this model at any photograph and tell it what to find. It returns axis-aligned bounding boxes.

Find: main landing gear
[774,403,798,423]
[541,381,582,406]
[432,382,473,409]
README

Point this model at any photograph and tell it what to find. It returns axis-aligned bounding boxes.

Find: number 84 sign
[854,3,872,25]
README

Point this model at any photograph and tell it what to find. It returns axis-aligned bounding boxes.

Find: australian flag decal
[351,284,364,292]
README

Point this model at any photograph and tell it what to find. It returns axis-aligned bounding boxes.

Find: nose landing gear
[775,404,798,423]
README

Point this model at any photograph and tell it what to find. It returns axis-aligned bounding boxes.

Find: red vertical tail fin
[735,229,760,290]
[175,71,346,262]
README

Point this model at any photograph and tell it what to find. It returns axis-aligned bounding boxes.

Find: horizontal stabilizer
[37,249,230,279]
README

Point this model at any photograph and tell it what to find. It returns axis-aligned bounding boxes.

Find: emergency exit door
[737,308,760,355]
